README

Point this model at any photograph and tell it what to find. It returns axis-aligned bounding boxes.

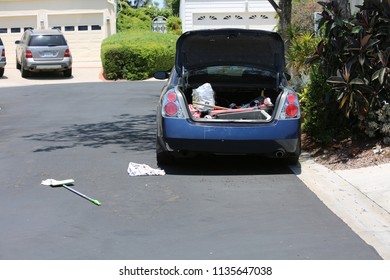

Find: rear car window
[29,35,67,46]
[0,38,3,45]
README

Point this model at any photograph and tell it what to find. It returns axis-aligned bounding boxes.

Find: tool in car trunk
[192,101,229,110]
[41,179,101,206]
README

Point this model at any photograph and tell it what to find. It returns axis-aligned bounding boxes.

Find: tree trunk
[279,0,292,45]
[340,0,351,18]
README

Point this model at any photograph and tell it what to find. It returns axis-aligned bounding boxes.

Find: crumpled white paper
[127,162,165,176]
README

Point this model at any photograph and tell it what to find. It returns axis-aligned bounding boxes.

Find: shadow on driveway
[22,113,156,152]
[22,112,296,176]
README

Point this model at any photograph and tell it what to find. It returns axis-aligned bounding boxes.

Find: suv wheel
[0,68,4,77]
[64,68,72,78]
[16,58,21,70]
[21,66,30,78]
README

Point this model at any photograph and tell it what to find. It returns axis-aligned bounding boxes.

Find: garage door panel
[48,13,103,62]
[0,16,37,55]
[192,12,277,31]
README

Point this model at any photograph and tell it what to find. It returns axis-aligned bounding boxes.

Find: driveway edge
[290,153,390,259]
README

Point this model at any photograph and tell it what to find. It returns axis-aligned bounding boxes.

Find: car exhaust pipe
[275,149,285,158]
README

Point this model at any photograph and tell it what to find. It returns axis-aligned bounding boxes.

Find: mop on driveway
[41,179,101,206]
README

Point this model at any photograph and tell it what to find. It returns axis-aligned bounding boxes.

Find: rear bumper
[24,58,72,71]
[160,118,301,156]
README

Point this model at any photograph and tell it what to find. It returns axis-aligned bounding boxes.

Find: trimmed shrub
[101,31,178,80]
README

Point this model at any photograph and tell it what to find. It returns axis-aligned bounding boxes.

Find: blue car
[154,28,301,165]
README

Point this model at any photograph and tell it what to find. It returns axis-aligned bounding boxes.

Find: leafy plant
[166,16,182,35]
[287,32,321,91]
[291,1,322,34]
[363,103,390,144]
[306,0,390,141]
[326,62,374,117]
[299,65,343,144]
[117,6,152,31]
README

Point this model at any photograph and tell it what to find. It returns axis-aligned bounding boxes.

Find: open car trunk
[175,29,286,122]
[178,67,282,122]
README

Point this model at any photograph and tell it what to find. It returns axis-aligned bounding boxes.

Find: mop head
[41,179,75,186]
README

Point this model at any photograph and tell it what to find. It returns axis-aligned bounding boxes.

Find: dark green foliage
[305,0,389,141]
[300,65,344,144]
[101,31,178,80]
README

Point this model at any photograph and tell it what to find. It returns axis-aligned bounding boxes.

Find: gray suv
[0,37,6,77]
[15,29,72,78]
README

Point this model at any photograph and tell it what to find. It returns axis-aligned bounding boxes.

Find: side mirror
[153,71,170,80]
[15,40,20,44]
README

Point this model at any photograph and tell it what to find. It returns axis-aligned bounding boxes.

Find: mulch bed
[301,133,390,170]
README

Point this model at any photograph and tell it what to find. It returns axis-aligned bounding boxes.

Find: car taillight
[166,91,177,102]
[162,90,184,118]
[64,49,71,57]
[1,49,5,56]
[280,92,300,119]
[164,102,179,116]
[287,93,297,103]
[25,50,33,58]
[286,103,299,117]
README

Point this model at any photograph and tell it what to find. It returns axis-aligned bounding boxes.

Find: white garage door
[48,13,104,63]
[192,12,277,31]
[0,15,37,60]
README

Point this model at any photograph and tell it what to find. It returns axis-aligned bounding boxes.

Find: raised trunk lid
[175,28,285,76]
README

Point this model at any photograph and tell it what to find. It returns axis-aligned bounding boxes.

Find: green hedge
[101,31,179,80]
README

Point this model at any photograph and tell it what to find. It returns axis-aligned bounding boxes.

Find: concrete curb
[290,153,390,259]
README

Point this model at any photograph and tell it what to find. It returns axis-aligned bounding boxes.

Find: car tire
[0,68,4,77]
[21,66,30,78]
[16,58,21,70]
[284,138,301,165]
[284,155,299,165]
[156,138,174,165]
[64,68,72,78]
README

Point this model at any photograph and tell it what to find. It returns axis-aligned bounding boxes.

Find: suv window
[29,35,67,46]
[0,38,3,45]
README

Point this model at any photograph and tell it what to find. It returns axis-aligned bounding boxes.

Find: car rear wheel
[156,138,174,165]
[284,138,301,165]
[16,58,21,70]
[284,155,299,165]
[64,68,72,78]
[21,66,30,78]
[0,68,4,77]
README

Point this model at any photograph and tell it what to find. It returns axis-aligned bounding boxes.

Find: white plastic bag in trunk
[192,83,215,112]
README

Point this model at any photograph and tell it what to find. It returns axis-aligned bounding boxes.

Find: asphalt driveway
[0,81,381,259]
